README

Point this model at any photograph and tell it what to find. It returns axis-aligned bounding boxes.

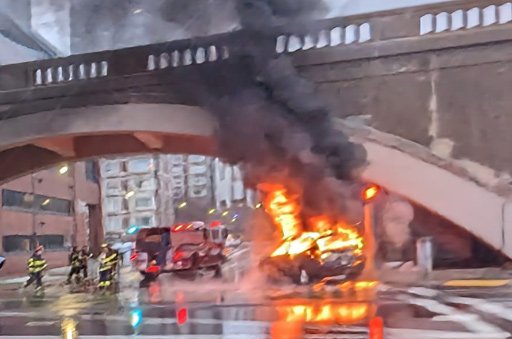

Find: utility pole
[31,173,37,250]
[71,165,78,246]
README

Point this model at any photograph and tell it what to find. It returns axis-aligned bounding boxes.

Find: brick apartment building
[0,161,102,276]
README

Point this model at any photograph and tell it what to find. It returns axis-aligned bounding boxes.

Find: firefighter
[79,245,92,279]
[139,257,161,288]
[97,244,118,290]
[66,246,81,284]
[24,245,47,290]
[107,244,120,277]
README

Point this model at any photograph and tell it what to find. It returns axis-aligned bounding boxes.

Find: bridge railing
[1,0,511,93]
[0,29,249,92]
[270,0,512,55]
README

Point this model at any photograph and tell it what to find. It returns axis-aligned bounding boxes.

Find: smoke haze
[200,0,367,224]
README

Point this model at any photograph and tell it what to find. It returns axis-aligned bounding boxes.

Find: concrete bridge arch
[0,103,218,182]
[0,101,509,257]
[338,120,512,259]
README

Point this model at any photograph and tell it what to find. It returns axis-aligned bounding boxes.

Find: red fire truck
[131,221,228,286]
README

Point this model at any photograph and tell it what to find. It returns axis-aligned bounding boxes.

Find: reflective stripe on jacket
[27,255,47,273]
[99,252,118,272]
[69,252,81,267]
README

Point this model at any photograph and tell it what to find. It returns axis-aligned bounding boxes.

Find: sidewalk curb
[381,267,512,288]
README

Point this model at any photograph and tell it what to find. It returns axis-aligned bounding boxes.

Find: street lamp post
[361,184,380,279]
[31,173,37,250]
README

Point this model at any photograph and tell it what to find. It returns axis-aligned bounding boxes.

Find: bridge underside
[0,104,217,182]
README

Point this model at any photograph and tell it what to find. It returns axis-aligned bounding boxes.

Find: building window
[105,216,127,232]
[35,196,72,215]
[188,165,207,175]
[101,160,122,177]
[105,179,123,194]
[2,190,33,210]
[188,155,206,164]
[85,161,98,183]
[37,235,65,250]
[2,234,65,252]
[105,197,125,214]
[127,158,152,174]
[140,178,156,190]
[2,190,71,215]
[2,235,32,252]
[171,155,184,165]
[135,215,154,227]
[135,196,154,210]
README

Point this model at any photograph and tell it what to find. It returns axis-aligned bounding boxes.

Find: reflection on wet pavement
[0,251,510,338]
[0,271,384,338]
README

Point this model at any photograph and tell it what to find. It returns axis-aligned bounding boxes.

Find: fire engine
[131,221,228,287]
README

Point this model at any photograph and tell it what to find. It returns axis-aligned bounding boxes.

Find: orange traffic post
[361,184,381,279]
[369,316,384,339]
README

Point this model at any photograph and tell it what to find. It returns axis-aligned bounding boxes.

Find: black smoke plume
[199,0,366,222]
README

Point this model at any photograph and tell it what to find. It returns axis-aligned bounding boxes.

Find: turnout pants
[25,271,43,288]
[67,266,81,282]
[98,269,112,288]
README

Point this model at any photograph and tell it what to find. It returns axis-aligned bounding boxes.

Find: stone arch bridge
[1,0,512,257]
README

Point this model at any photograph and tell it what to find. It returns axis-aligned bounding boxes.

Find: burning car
[260,233,365,284]
[259,186,365,284]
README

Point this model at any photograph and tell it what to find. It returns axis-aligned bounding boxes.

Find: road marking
[408,287,438,297]
[26,321,57,326]
[387,328,510,339]
[444,280,511,287]
[401,295,507,335]
[447,296,512,322]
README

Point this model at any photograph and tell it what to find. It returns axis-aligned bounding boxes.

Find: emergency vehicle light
[362,184,380,202]
[210,220,222,227]
[130,308,143,329]
[127,226,140,235]
[177,307,188,326]
[172,223,194,232]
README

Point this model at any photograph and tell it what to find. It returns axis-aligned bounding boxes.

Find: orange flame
[263,187,302,240]
[262,187,363,259]
[278,302,371,324]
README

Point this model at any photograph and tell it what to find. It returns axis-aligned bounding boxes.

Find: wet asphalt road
[0,247,512,338]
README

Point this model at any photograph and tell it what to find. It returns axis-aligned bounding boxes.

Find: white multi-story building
[99,154,258,235]
[99,155,175,235]
[169,155,257,209]
[211,159,257,209]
